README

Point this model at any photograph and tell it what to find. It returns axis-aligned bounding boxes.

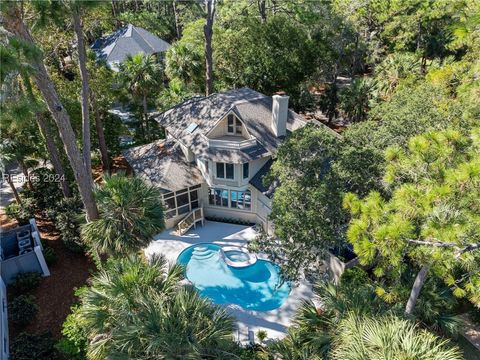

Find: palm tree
[373,52,422,100]
[165,42,204,92]
[79,255,236,359]
[271,280,391,359]
[331,313,463,360]
[338,77,373,123]
[117,53,163,142]
[81,174,165,257]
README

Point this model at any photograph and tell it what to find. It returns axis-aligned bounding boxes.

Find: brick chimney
[271,93,289,137]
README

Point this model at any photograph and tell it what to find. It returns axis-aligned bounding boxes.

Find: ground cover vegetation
[0,0,479,359]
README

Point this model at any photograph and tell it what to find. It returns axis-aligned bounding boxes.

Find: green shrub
[469,307,480,324]
[46,197,85,253]
[12,272,42,293]
[9,295,38,327]
[11,332,57,360]
[5,199,35,225]
[41,241,57,266]
[56,305,88,360]
[341,267,371,288]
[24,167,63,212]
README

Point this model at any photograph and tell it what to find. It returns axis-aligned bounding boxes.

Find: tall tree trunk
[72,8,93,188]
[3,4,99,221]
[172,0,182,39]
[405,264,430,315]
[20,71,71,198]
[257,0,267,23]
[91,94,110,174]
[143,94,149,141]
[5,172,22,205]
[19,161,33,190]
[204,0,215,96]
[36,113,71,197]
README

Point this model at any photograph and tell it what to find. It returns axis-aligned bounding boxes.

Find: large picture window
[209,188,228,207]
[209,188,251,211]
[231,190,251,210]
[216,162,234,180]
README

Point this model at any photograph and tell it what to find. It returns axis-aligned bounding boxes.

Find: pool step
[191,248,218,260]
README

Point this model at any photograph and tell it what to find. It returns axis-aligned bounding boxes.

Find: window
[226,163,234,179]
[216,162,234,180]
[162,186,201,219]
[235,118,242,134]
[216,162,224,178]
[243,162,249,179]
[231,190,251,210]
[209,188,252,211]
[227,114,235,133]
[227,114,243,135]
[209,188,229,207]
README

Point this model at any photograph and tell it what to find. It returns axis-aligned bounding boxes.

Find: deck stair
[175,207,204,236]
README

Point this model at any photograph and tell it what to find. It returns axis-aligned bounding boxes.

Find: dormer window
[227,114,242,135]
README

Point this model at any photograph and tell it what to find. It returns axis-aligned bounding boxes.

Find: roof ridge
[132,25,156,52]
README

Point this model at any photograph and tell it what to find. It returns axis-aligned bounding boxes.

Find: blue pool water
[177,243,290,311]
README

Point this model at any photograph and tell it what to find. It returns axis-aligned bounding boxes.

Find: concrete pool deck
[144,220,313,342]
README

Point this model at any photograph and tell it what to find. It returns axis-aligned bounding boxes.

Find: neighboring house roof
[122,139,203,192]
[91,24,170,65]
[155,88,307,163]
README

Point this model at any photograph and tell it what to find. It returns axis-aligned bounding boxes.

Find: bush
[56,305,88,360]
[23,167,63,212]
[12,272,42,293]
[5,199,35,225]
[41,241,57,266]
[341,267,371,288]
[46,197,85,253]
[9,295,38,327]
[469,307,480,324]
[11,332,57,360]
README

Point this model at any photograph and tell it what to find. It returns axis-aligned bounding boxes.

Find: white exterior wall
[207,113,249,138]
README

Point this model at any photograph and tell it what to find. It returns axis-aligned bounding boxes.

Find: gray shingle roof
[122,140,203,192]
[249,159,278,198]
[155,88,307,163]
[91,24,170,65]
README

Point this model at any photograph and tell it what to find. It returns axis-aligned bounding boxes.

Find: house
[91,24,170,71]
[123,88,309,231]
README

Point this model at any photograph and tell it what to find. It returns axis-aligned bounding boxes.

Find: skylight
[186,123,198,134]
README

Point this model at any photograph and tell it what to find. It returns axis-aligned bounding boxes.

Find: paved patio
[144,220,313,342]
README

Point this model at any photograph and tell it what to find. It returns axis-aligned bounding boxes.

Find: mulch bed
[2,213,95,341]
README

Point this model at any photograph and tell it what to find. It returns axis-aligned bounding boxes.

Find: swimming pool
[177,243,291,311]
